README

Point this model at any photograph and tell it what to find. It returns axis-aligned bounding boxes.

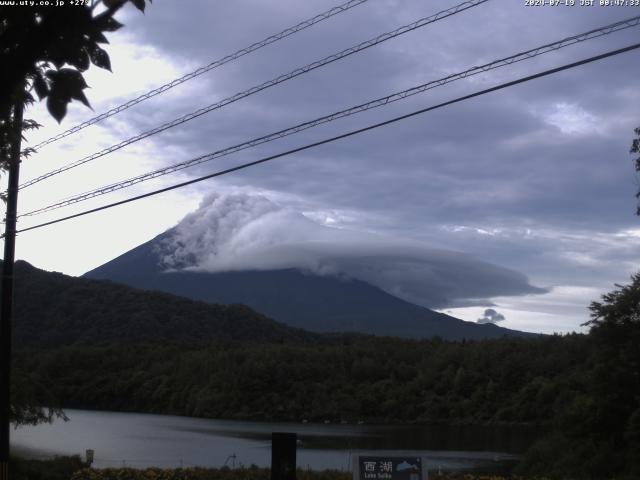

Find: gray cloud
[103,1,639,239]
[477,308,506,325]
[156,192,545,309]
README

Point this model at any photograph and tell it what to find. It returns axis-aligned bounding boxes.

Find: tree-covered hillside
[9,260,322,348]
[16,334,588,426]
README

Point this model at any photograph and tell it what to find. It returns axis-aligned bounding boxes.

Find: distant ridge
[8,260,321,349]
[84,231,537,340]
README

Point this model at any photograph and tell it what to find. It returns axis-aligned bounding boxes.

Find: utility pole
[0,88,24,480]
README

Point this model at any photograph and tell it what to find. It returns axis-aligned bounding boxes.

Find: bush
[70,467,352,480]
[11,455,87,480]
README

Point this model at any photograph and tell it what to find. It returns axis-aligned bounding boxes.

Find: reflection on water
[12,409,539,471]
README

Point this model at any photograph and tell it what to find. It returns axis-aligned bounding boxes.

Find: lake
[11,409,539,471]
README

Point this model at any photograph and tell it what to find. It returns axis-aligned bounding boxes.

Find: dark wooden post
[271,432,296,480]
[0,88,24,480]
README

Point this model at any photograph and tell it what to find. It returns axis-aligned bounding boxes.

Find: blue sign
[355,456,424,480]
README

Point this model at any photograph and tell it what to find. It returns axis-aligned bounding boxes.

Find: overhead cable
[30,0,372,151]
[19,0,489,190]
[20,15,640,217]
[13,42,640,236]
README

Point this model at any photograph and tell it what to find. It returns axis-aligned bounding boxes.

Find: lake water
[11,409,538,471]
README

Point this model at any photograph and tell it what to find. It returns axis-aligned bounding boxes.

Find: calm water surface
[12,409,539,471]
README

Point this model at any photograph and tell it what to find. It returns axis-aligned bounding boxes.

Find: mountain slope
[85,233,535,340]
[9,260,321,349]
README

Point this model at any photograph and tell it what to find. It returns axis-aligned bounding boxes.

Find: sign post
[271,432,296,480]
[353,455,427,480]
[85,449,94,466]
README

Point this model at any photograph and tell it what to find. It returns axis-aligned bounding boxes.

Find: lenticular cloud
[156,192,545,308]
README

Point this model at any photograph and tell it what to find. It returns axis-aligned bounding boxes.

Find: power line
[20,14,640,217]
[30,0,371,151]
[19,0,489,190]
[13,42,640,236]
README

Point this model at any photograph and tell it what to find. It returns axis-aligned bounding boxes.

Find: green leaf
[89,45,111,71]
[95,13,123,33]
[71,89,91,109]
[46,68,91,120]
[46,96,67,123]
[130,0,146,12]
[106,17,124,32]
[70,49,91,72]
[90,29,110,44]
[49,55,66,70]
[21,147,38,159]
[33,73,49,100]
[22,119,42,131]
[44,70,58,81]
[48,68,88,90]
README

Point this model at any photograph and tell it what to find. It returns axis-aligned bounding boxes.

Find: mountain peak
[85,236,537,340]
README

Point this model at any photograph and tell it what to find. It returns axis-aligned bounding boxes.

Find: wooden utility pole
[0,90,24,480]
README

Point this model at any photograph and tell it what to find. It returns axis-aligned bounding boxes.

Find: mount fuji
[84,193,541,340]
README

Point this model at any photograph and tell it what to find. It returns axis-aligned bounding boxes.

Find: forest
[16,335,585,426]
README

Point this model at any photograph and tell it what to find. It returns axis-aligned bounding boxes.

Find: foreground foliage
[518,275,640,478]
[11,459,540,480]
[71,466,349,480]
[11,455,87,480]
[70,467,552,480]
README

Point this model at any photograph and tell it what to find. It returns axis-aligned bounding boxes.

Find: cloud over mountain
[156,192,545,309]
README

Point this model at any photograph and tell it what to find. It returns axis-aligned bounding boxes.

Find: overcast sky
[8,0,640,334]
